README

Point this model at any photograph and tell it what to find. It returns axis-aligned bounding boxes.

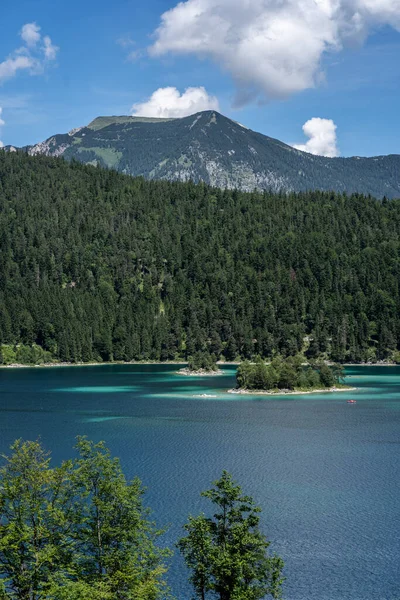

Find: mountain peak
[86,110,226,131]
[4,111,400,198]
[87,115,176,131]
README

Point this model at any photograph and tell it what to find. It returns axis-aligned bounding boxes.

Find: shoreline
[177,368,224,376]
[228,386,356,396]
[0,360,398,370]
[343,362,398,367]
[0,361,188,370]
[0,360,237,370]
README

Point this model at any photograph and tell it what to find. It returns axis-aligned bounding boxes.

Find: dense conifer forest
[0,150,400,364]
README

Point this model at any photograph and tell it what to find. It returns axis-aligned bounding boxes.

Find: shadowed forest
[1,151,399,364]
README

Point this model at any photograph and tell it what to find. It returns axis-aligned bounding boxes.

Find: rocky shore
[228,385,355,396]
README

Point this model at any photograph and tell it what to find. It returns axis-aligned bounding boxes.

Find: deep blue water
[0,364,399,599]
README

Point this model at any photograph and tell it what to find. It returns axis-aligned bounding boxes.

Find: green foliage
[188,351,218,372]
[178,471,284,600]
[0,440,75,598]
[68,438,170,599]
[236,357,343,391]
[0,344,54,365]
[47,580,113,600]
[0,150,400,365]
[0,439,170,600]
[0,345,17,365]
[0,439,285,599]
[392,351,400,364]
[318,363,335,387]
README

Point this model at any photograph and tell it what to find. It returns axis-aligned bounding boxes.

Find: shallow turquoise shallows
[0,364,399,600]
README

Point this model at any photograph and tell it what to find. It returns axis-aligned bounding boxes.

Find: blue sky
[1,0,400,157]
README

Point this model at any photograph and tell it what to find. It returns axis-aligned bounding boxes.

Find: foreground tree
[65,438,170,599]
[0,440,75,599]
[47,581,112,600]
[178,471,284,600]
[0,438,170,600]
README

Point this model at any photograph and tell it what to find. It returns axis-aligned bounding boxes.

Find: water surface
[0,364,399,599]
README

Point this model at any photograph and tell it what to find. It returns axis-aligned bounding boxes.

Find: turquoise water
[0,364,399,599]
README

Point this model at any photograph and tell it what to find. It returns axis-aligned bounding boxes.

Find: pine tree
[179,471,284,600]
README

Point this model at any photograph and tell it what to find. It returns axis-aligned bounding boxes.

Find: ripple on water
[1,364,400,600]
[54,386,139,393]
[83,416,128,423]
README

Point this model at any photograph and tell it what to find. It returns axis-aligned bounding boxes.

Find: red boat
[347,399,357,404]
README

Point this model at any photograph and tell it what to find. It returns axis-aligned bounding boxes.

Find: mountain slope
[1,150,400,364]
[6,110,400,198]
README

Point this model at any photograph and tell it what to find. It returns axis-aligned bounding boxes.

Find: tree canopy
[0,438,169,600]
[236,357,345,391]
[1,151,400,364]
[0,439,283,600]
[178,471,284,600]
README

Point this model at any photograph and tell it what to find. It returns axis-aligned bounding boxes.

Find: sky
[1,0,400,157]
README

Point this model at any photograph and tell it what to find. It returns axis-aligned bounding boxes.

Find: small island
[178,351,223,376]
[229,356,354,395]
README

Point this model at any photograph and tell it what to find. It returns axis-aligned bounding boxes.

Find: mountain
[5,110,400,198]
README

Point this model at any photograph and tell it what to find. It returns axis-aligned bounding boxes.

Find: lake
[0,364,399,599]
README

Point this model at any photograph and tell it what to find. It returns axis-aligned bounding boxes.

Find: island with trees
[178,350,222,375]
[231,356,352,395]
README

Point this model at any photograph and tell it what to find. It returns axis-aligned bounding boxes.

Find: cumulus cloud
[0,23,58,84]
[150,0,400,104]
[131,86,220,118]
[20,23,41,47]
[0,55,34,83]
[293,118,339,157]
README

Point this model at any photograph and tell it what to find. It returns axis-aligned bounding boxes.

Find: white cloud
[43,36,58,60]
[0,23,58,84]
[150,0,400,104]
[293,118,339,157]
[0,55,35,83]
[20,23,41,47]
[131,86,220,118]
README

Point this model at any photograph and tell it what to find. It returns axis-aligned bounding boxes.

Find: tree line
[0,438,284,600]
[1,151,400,364]
[236,356,345,391]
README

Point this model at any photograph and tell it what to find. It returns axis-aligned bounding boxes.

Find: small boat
[347,399,357,404]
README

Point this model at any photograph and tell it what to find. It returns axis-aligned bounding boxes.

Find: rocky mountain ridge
[4,110,400,198]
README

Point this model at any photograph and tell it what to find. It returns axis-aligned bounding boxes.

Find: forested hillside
[0,150,400,364]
